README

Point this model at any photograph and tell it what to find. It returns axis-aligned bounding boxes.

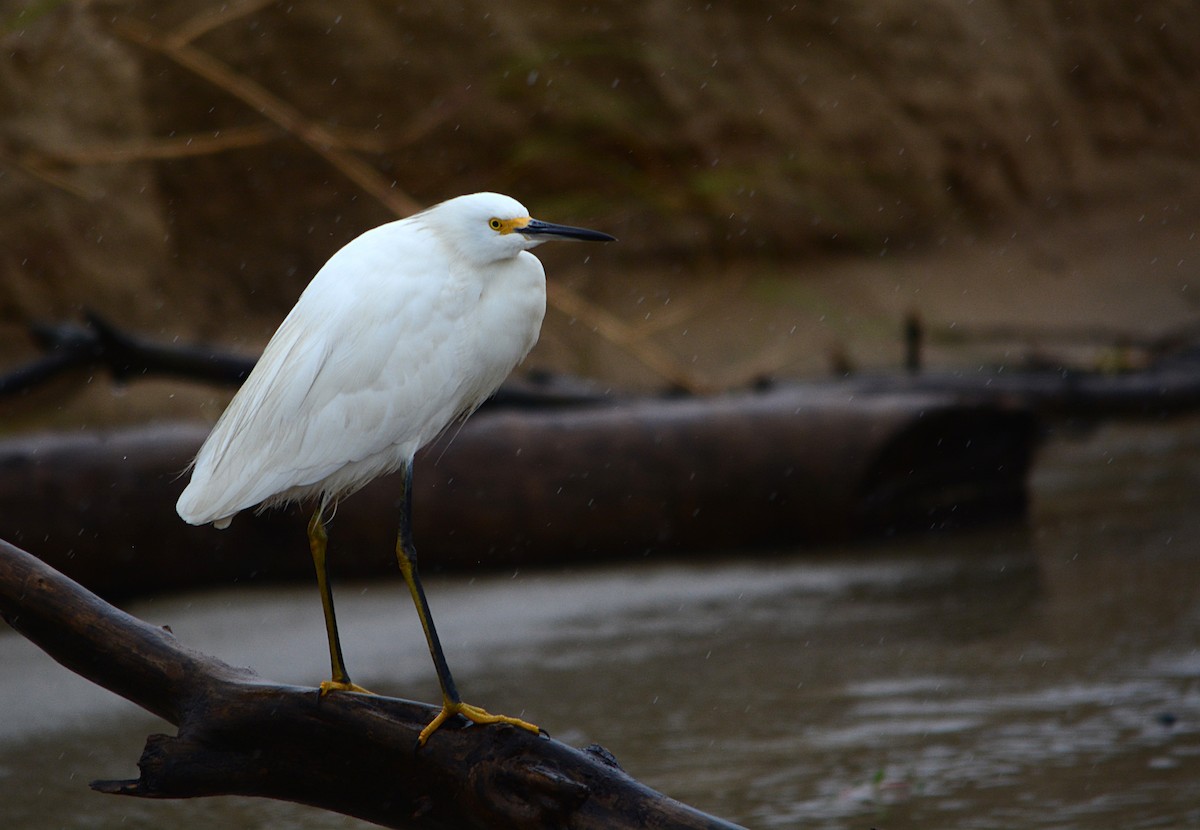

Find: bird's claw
[417,700,539,746]
[319,679,373,696]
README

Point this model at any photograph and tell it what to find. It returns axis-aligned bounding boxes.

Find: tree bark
[0,537,744,830]
[0,387,1037,600]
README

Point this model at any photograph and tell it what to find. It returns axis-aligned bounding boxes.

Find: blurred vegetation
[1,0,1199,399]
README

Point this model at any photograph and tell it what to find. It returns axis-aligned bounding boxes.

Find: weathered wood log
[0,537,744,829]
[0,386,1036,599]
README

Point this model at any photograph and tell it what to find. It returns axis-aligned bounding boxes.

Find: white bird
[177,192,614,744]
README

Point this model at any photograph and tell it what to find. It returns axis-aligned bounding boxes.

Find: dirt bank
[2,2,1199,422]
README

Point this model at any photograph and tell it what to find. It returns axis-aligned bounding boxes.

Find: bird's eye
[488,218,503,231]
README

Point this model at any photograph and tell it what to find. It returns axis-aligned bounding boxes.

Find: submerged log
[0,537,743,829]
[0,385,1036,599]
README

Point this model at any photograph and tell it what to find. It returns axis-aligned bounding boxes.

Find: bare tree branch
[26,124,281,166]
[111,17,424,218]
[0,538,744,829]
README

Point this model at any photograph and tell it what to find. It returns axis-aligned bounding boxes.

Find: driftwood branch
[2,312,610,408]
[0,538,743,829]
[8,312,1200,418]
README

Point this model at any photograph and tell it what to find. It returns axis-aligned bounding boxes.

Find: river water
[1,414,1199,829]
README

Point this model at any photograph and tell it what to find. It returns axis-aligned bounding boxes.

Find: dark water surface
[2,415,1199,828]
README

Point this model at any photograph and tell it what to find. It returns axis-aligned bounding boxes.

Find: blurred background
[4,1,1199,411]
[2,2,1200,829]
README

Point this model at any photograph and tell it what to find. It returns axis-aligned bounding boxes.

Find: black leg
[393,464,538,745]
[394,464,461,705]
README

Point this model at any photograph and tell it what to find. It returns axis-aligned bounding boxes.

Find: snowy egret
[177,192,614,744]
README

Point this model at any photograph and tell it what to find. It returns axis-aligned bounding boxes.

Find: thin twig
[26,124,280,166]
[163,0,277,48]
[548,282,708,393]
[621,273,746,341]
[112,17,423,218]
[0,146,98,199]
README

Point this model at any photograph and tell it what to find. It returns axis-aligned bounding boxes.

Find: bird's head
[428,192,615,265]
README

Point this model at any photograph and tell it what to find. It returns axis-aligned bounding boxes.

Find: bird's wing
[177,223,471,525]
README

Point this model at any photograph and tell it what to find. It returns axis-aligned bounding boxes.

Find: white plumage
[175,191,613,745]
[179,192,560,527]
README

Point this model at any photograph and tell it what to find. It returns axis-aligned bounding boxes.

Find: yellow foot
[318,679,373,696]
[417,700,539,746]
